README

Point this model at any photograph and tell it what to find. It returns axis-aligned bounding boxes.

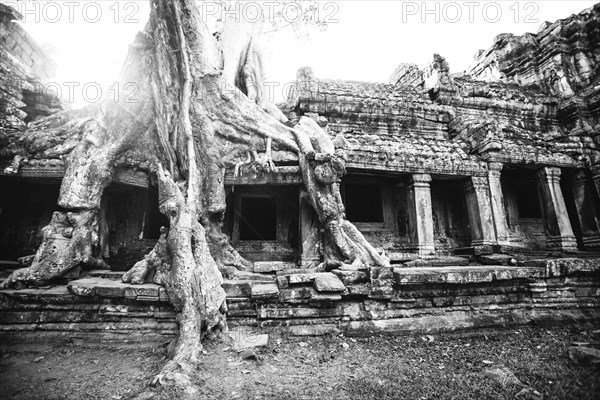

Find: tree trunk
[1,0,389,392]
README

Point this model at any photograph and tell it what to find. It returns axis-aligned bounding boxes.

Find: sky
[9,0,599,107]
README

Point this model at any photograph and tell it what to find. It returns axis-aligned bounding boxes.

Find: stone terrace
[2,257,599,343]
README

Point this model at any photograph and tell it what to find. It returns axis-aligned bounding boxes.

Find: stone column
[536,167,578,251]
[487,162,510,245]
[571,171,600,248]
[299,189,321,268]
[590,165,600,201]
[407,174,435,256]
[464,176,496,246]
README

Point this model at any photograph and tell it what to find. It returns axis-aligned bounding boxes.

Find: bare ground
[1,323,599,400]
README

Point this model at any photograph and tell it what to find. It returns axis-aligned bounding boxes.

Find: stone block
[387,252,419,263]
[222,280,252,298]
[124,284,161,300]
[276,276,289,289]
[229,330,269,350]
[258,306,344,319]
[288,273,318,284]
[254,262,294,273]
[393,268,447,285]
[279,287,312,302]
[288,324,340,336]
[67,279,97,297]
[314,273,346,292]
[345,284,371,297]
[136,295,160,302]
[95,283,126,298]
[309,288,342,302]
[158,288,170,302]
[86,270,125,280]
[251,283,279,299]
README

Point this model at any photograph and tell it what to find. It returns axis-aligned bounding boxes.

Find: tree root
[0,210,106,289]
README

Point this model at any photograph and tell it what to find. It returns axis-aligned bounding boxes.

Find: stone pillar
[487,162,510,245]
[536,167,578,251]
[571,171,600,248]
[464,176,496,246]
[299,189,321,268]
[407,174,435,256]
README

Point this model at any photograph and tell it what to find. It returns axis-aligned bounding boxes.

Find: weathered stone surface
[393,266,547,285]
[402,256,469,268]
[279,287,312,303]
[483,365,525,388]
[314,273,346,292]
[222,280,252,298]
[332,269,369,286]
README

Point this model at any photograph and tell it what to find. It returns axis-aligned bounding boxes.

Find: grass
[1,322,598,399]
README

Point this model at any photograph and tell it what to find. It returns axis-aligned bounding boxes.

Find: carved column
[487,162,510,245]
[464,176,496,246]
[536,167,577,251]
[299,189,321,268]
[571,171,600,248]
[407,174,435,256]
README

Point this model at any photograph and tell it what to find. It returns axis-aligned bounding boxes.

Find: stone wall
[0,3,62,132]
[1,259,599,342]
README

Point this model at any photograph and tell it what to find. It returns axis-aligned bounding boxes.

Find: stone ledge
[523,258,600,277]
[66,278,167,302]
[393,266,547,285]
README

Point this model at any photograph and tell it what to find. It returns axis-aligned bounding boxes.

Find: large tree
[1,0,388,393]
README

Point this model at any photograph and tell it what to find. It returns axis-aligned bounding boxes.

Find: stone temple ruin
[1,3,600,341]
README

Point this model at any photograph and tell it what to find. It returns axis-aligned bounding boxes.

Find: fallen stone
[229,330,269,350]
[568,346,600,366]
[483,364,525,388]
[314,273,346,292]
